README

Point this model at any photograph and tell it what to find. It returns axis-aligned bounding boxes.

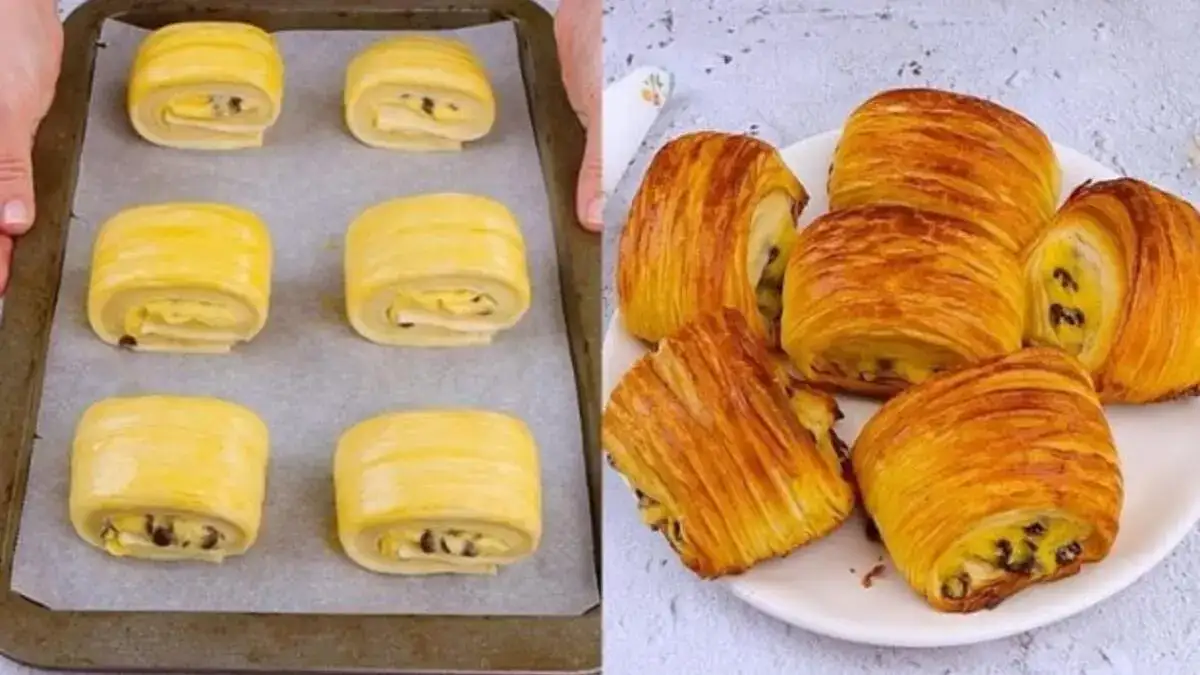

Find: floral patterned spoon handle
[601,65,675,196]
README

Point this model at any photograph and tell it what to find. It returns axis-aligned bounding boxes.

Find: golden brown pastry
[1022,178,1200,403]
[852,347,1123,613]
[780,205,1025,399]
[616,131,809,345]
[602,308,854,579]
[829,87,1061,252]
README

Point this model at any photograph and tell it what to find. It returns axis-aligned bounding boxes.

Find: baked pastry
[344,193,530,346]
[1023,178,1200,403]
[69,395,270,563]
[602,308,854,579]
[87,202,273,353]
[616,131,809,345]
[344,35,496,151]
[852,347,1123,613]
[128,22,285,150]
[780,205,1025,398]
[829,87,1061,252]
[334,410,542,575]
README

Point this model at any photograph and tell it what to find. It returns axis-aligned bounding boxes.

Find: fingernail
[586,196,605,227]
[2,201,29,228]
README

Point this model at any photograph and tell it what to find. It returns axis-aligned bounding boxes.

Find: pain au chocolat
[602,308,854,579]
[616,131,809,346]
[829,87,1061,253]
[780,205,1025,399]
[852,347,1122,613]
[1023,178,1200,404]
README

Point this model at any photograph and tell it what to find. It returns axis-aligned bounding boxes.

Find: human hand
[554,0,602,231]
[0,0,63,293]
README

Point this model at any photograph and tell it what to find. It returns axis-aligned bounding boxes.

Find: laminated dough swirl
[602,308,855,579]
[852,348,1123,613]
[781,205,1025,399]
[334,410,542,575]
[344,35,496,151]
[86,202,273,354]
[1023,178,1200,403]
[127,22,285,150]
[69,395,270,563]
[829,87,1061,252]
[616,131,809,345]
[344,193,531,346]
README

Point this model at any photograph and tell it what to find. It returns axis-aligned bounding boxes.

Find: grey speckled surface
[602,1,1200,675]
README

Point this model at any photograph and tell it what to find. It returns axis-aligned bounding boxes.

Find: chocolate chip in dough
[439,537,451,554]
[229,96,244,114]
[152,525,174,547]
[1049,303,1065,327]
[421,97,435,116]
[1055,541,1082,566]
[877,358,895,373]
[448,103,459,111]
[200,526,220,550]
[995,539,1013,566]
[462,540,478,558]
[472,295,483,303]
[767,246,779,265]
[1052,267,1079,292]
[118,335,138,349]
[398,322,415,328]
[1024,521,1046,537]
[419,530,437,554]
[1068,308,1086,326]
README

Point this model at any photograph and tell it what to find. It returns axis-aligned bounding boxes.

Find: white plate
[602,129,1200,648]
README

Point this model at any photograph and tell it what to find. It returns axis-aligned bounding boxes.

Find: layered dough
[602,308,855,579]
[344,193,530,346]
[781,205,1025,398]
[334,410,542,575]
[1023,178,1200,403]
[616,131,809,345]
[128,22,285,150]
[852,348,1122,613]
[345,35,496,151]
[69,395,270,563]
[829,87,1061,252]
[87,202,273,353]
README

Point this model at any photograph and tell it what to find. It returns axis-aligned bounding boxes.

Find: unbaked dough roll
[87,202,273,354]
[334,410,542,575]
[344,193,530,346]
[69,395,270,563]
[128,22,285,150]
[1023,178,1200,403]
[344,35,496,151]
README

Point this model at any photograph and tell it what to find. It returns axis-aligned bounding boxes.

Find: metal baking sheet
[0,0,601,672]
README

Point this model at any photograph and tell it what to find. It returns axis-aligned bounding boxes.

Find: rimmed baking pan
[0,0,601,672]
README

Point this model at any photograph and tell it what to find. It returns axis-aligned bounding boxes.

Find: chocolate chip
[152,526,173,547]
[448,103,459,111]
[229,96,243,114]
[1052,267,1079,292]
[1049,303,1065,327]
[1055,541,1082,565]
[119,335,138,349]
[996,539,1013,566]
[767,246,779,264]
[421,97,435,116]
[419,530,436,554]
[398,322,415,328]
[878,358,895,372]
[672,520,683,542]
[200,526,220,550]
[462,540,478,557]
[439,537,451,554]
[1024,522,1046,537]
[472,295,483,302]
[1069,308,1086,326]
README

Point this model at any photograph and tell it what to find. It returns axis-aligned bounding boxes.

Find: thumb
[576,104,603,232]
[0,123,35,235]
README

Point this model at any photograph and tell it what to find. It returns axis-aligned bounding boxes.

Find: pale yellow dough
[344,35,496,151]
[87,202,273,354]
[69,395,270,563]
[128,22,286,150]
[333,410,542,575]
[344,193,531,346]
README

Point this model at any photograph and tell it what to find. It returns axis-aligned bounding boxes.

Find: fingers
[576,103,604,231]
[0,234,13,297]
[0,124,35,235]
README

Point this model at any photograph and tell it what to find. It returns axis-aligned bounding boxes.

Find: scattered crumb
[861,564,886,588]
[849,567,857,574]
[720,53,734,64]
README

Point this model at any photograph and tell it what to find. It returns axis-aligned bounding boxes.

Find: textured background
[601,1,1200,674]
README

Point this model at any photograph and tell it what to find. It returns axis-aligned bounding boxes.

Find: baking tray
[0,0,601,672]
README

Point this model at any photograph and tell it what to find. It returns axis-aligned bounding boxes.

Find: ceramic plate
[601,128,1200,648]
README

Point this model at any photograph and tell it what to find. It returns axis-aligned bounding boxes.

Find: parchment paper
[11,19,599,616]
